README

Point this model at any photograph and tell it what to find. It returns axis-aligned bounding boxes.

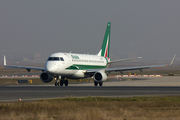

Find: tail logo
[98,22,111,60]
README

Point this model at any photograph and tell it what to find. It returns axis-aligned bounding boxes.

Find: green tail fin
[98,22,111,58]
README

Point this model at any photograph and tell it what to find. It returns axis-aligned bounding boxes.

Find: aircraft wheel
[94,81,98,86]
[55,82,60,86]
[99,82,103,86]
[64,80,68,86]
[60,80,64,86]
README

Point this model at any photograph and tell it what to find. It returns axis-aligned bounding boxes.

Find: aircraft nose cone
[45,66,54,73]
[45,62,57,74]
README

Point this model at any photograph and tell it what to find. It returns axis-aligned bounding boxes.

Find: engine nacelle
[40,72,53,83]
[93,71,107,82]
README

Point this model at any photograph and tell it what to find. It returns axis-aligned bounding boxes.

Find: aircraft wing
[86,64,166,73]
[87,55,176,74]
[104,65,166,73]
[4,56,44,72]
[4,65,44,71]
[108,57,142,64]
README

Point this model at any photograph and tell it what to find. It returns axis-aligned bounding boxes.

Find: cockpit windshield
[60,57,64,61]
[48,57,64,61]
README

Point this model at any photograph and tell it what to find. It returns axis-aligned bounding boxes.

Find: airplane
[3,22,176,86]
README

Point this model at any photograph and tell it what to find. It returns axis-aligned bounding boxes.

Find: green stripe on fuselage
[66,64,107,70]
[66,57,109,70]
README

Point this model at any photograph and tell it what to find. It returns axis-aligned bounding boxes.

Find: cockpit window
[47,57,64,61]
[48,57,59,61]
[48,57,53,61]
[60,57,64,61]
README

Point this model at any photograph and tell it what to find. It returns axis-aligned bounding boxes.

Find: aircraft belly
[56,69,77,76]
[68,70,87,79]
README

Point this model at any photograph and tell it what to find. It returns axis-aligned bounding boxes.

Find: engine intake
[94,71,107,82]
[40,72,53,83]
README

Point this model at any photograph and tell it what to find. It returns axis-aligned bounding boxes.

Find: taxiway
[0,76,180,102]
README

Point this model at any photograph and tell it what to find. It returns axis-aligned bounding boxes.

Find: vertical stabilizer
[98,22,111,59]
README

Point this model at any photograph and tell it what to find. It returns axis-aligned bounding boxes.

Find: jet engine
[93,71,107,82]
[40,72,53,83]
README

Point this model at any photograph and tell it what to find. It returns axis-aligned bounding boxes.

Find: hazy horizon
[0,1,180,63]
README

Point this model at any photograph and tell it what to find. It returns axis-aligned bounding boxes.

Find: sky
[0,0,180,62]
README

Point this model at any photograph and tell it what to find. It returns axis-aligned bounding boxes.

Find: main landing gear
[55,77,69,86]
[60,79,68,86]
[94,81,103,86]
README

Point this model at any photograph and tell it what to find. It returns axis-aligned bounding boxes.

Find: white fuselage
[45,52,108,79]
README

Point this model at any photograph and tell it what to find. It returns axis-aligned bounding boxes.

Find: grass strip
[1,96,180,120]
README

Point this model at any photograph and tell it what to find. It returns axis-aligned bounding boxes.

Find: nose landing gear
[55,82,59,86]
[54,77,59,86]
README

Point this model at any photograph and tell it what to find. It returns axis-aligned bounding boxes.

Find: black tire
[99,82,103,86]
[64,80,68,86]
[94,81,98,86]
[60,80,64,86]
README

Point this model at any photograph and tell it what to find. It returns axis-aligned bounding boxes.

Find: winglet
[4,56,6,66]
[169,54,176,66]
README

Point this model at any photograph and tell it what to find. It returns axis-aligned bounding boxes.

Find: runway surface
[0,76,180,102]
